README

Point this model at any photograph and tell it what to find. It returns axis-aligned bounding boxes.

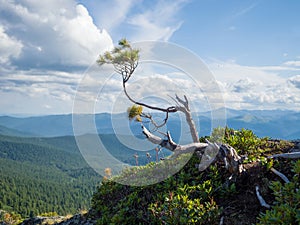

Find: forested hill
[0,134,101,218]
[0,125,33,137]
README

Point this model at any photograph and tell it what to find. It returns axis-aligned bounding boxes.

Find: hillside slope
[88,130,299,225]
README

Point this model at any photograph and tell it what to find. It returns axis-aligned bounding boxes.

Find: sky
[0,0,300,115]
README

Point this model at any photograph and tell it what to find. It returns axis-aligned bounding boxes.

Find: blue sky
[0,0,300,115]
[175,1,300,66]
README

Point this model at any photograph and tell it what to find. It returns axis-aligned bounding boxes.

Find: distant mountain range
[0,108,299,140]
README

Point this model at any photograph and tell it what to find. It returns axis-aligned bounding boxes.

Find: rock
[19,213,96,225]
[19,216,65,225]
[290,140,300,152]
[57,214,96,225]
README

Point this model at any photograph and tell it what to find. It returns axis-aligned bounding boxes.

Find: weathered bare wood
[166,131,177,147]
[142,125,163,146]
[268,152,300,159]
[255,186,271,208]
[270,168,290,183]
[218,144,244,174]
[175,95,199,143]
[197,141,220,171]
[142,125,207,153]
[142,125,244,175]
[219,216,224,225]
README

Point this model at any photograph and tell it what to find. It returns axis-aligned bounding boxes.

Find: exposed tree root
[255,186,271,208]
[270,167,290,183]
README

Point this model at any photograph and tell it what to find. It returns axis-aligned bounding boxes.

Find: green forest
[0,134,101,218]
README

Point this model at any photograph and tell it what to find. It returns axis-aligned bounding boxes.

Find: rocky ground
[19,213,96,225]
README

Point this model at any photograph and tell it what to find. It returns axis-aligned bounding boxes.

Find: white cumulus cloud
[231,78,257,92]
[283,60,300,67]
[208,60,300,110]
[0,0,113,68]
[0,26,23,65]
[288,75,300,89]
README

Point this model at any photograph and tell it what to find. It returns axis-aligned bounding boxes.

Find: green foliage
[209,127,271,162]
[225,128,261,156]
[91,153,232,224]
[257,160,300,225]
[98,47,139,66]
[38,212,58,217]
[209,126,226,143]
[127,105,143,122]
[91,127,300,224]
[149,177,221,224]
[90,127,297,224]
[97,38,139,82]
[149,192,220,224]
[261,158,274,171]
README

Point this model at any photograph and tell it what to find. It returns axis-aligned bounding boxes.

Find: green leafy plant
[149,181,221,225]
[225,128,259,154]
[209,127,271,162]
[149,193,220,225]
[38,211,58,217]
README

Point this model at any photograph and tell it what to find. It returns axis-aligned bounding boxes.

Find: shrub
[149,192,220,224]
[210,127,270,162]
[0,210,22,225]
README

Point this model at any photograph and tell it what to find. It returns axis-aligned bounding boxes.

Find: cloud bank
[0,0,113,69]
[209,60,300,111]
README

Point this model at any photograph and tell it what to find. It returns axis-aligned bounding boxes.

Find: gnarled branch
[142,125,244,175]
[142,125,207,153]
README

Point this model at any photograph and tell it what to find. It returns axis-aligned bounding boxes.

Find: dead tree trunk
[142,125,244,175]
[174,95,199,143]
